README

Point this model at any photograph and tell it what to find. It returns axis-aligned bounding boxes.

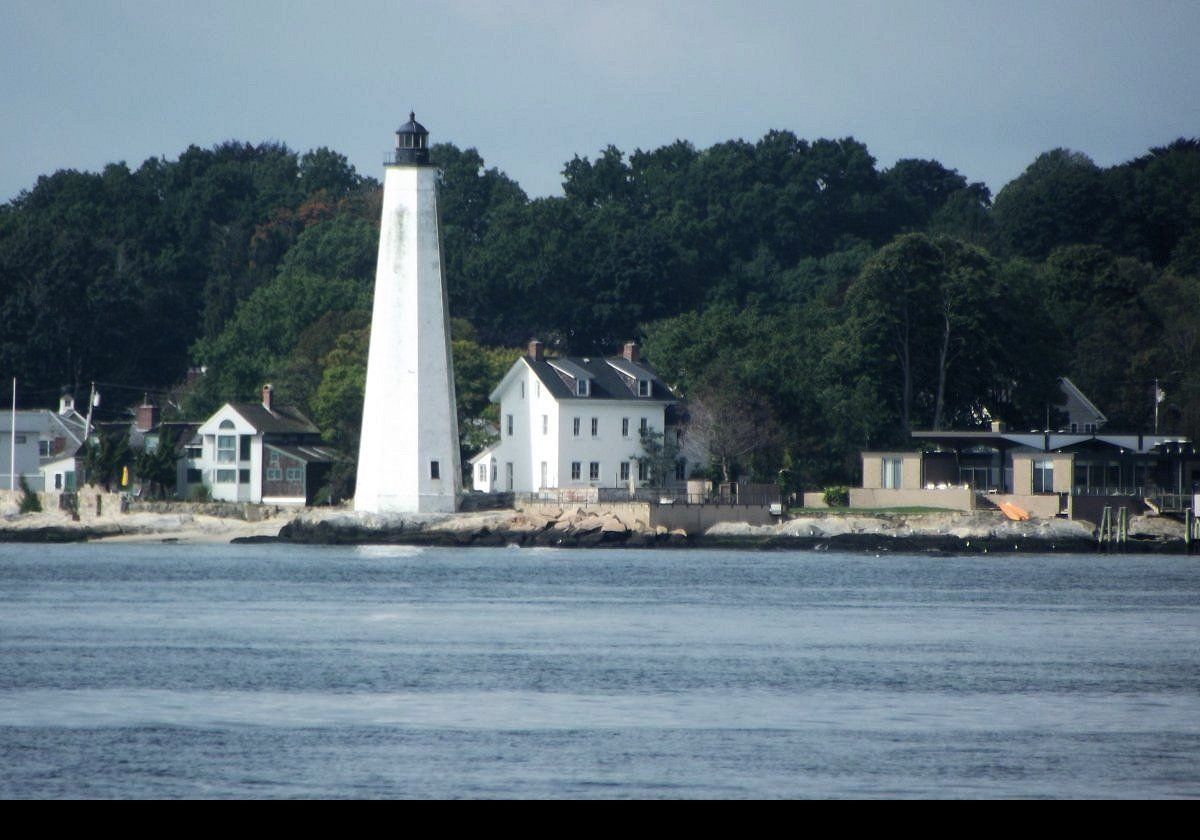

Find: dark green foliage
[18,475,41,513]
[134,429,179,500]
[823,486,849,508]
[633,426,680,490]
[2,130,1198,494]
[83,431,130,493]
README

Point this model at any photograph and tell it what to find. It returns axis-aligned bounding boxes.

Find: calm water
[1,543,1198,798]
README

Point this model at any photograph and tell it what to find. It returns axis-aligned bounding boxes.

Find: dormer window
[576,379,589,397]
[638,380,651,397]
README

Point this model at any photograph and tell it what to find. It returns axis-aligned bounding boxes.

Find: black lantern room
[394,111,430,165]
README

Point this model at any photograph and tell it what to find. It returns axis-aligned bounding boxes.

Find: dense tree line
[1,132,1198,492]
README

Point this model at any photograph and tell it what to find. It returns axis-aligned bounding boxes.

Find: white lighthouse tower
[355,113,460,513]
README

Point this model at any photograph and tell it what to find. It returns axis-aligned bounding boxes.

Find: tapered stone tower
[355,113,460,513]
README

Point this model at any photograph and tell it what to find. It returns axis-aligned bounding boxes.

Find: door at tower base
[355,116,460,514]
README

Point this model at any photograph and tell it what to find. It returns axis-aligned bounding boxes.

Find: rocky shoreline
[271,508,1191,554]
[1,505,1193,554]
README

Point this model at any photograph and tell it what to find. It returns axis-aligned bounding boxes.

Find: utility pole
[83,382,98,442]
[8,378,15,495]
[1154,378,1163,434]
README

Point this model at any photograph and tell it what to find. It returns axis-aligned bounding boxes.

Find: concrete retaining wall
[849,486,975,511]
[801,492,828,508]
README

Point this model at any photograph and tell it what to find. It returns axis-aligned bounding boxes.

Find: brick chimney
[622,341,640,363]
[135,395,159,433]
[262,383,274,413]
[528,339,544,361]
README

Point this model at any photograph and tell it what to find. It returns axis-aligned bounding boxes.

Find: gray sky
[3,0,1198,202]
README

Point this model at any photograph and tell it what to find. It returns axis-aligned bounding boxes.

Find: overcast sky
[3,0,1198,202]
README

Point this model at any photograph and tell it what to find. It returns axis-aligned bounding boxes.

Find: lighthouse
[355,113,460,513]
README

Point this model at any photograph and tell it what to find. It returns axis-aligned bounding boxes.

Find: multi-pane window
[1033,459,1054,494]
[266,467,282,481]
[216,469,236,483]
[573,417,580,437]
[591,417,598,437]
[571,462,581,480]
[478,464,486,482]
[622,418,629,437]
[286,468,303,482]
[638,380,651,397]
[640,418,648,434]
[883,457,902,489]
[217,435,236,464]
[620,462,630,481]
[38,440,51,457]
[637,461,646,481]
[506,415,513,436]
[576,380,589,396]
[589,462,600,480]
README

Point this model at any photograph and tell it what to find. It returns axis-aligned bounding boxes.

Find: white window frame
[1033,459,1054,494]
[882,457,902,489]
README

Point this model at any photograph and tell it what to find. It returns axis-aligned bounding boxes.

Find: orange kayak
[998,501,1030,521]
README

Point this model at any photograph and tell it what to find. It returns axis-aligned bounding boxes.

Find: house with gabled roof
[1,392,89,492]
[470,340,686,493]
[192,384,339,504]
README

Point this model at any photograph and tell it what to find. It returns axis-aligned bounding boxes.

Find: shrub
[189,485,212,503]
[822,486,849,507]
[18,475,42,513]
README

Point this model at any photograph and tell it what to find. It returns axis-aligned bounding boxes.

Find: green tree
[633,426,680,489]
[84,431,130,492]
[134,429,179,499]
[993,149,1114,259]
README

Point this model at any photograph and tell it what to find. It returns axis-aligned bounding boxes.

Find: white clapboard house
[470,341,684,493]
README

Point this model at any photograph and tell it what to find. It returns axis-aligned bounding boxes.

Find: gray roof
[547,358,594,381]
[230,403,320,435]
[527,355,673,402]
[0,409,88,462]
[397,111,428,135]
[265,443,341,463]
[1058,377,1107,428]
[1,409,86,443]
